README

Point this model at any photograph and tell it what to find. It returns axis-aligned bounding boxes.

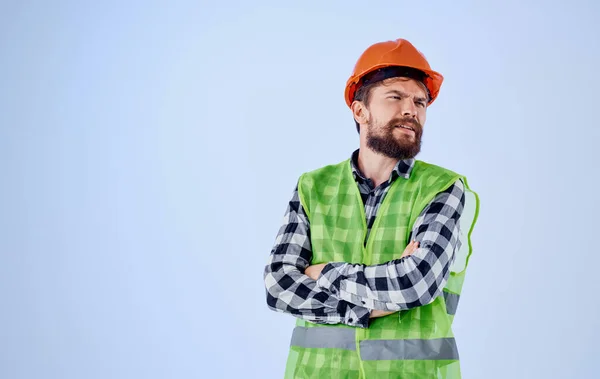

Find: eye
[389,96,402,100]
[415,101,426,107]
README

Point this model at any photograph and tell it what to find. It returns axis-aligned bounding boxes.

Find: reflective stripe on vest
[291,326,356,351]
[290,326,458,360]
[360,338,459,361]
[443,290,460,315]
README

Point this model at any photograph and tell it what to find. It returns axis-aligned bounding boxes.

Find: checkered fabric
[276,157,479,378]
[264,150,465,328]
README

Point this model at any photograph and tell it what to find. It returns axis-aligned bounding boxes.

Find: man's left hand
[305,263,327,281]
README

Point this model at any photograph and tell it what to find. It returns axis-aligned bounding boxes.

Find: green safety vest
[284,158,480,379]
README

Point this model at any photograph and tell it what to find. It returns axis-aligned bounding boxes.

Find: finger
[401,241,417,257]
[407,241,419,254]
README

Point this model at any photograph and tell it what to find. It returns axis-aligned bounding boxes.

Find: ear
[351,101,369,125]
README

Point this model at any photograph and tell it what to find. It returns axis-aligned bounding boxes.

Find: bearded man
[264,38,480,379]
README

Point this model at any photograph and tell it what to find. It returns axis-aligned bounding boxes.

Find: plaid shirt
[264,149,465,328]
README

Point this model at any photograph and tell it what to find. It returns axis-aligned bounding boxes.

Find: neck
[356,146,399,188]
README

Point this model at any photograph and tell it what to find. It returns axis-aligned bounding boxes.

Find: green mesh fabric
[284,159,479,379]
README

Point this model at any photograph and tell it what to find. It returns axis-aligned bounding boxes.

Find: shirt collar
[350,149,414,184]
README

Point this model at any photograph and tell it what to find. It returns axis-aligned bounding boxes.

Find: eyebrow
[385,90,427,103]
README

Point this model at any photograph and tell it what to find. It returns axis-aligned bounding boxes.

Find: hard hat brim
[345,63,444,108]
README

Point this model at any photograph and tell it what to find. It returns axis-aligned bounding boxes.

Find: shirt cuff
[344,303,370,328]
[316,262,347,295]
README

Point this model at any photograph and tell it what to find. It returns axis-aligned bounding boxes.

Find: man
[263,38,480,379]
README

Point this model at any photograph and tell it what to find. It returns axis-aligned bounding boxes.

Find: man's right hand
[401,240,419,258]
[370,240,419,319]
[370,309,396,318]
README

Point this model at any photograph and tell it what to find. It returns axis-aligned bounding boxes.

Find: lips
[387,118,421,137]
[397,124,414,131]
[395,124,417,135]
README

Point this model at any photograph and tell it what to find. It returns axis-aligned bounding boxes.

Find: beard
[366,116,423,160]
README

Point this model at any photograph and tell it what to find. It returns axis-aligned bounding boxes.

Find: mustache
[386,117,422,131]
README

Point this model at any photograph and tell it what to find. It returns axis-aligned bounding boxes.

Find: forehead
[372,77,428,98]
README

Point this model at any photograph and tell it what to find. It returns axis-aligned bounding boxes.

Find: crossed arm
[263,179,465,328]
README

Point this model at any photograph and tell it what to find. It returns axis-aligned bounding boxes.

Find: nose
[400,99,417,118]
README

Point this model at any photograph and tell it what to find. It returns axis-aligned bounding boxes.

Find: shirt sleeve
[315,179,466,312]
[263,182,371,328]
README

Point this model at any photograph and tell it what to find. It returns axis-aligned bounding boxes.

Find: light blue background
[1,1,599,378]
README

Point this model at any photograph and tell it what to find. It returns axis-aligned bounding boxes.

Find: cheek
[372,106,396,124]
[418,110,427,125]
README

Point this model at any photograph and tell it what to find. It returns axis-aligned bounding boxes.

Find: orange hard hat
[344,38,444,108]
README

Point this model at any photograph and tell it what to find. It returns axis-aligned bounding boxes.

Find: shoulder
[413,159,461,178]
[299,159,350,187]
[410,159,463,191]
[296,159,350,214]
